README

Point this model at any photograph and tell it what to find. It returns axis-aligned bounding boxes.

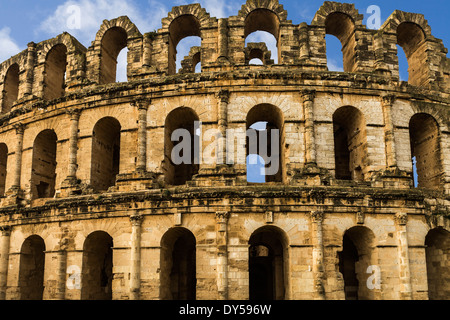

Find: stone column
[132,100,149,173]
[0,226,11,300]
[56,249,67,300]
[143,34,153,67]
[382,94,398,169]
[217,90,230,165]
[130,213,143,300]
[23,42,36,97]
[395,212,413,300]
[216,211,230,300]
[299,22,310,60]
[301,90,317,165]
[217,19,229,62]
[309,210,325,299]
[66,109,81,181]
[12,124,24,191]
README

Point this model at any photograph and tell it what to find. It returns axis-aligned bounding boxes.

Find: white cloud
[0,27,22,62]
[327,59,344,72]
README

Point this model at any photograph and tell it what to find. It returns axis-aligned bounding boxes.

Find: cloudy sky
[0,0,449,82]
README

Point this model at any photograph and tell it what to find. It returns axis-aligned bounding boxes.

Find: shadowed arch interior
[90,117,121,192]
[43,44,67,101]
[409,113,442,189]
[100,27,128,84]
[160,227,196,300]
[325,12,357,72]
[18,235,45,300]
[81,231,113,300]
[31,129,58,199]
[425,227,450,300]
[2,63,19,113]
[164,107,200,186]
[249,226,288,300]
[333,106,367,182]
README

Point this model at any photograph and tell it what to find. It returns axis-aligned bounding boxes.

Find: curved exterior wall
[0,0,448,300]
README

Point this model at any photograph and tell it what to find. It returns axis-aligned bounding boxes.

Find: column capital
[13,123,24,135]
[394,212,408,226]
[130,214,144,227]
[131,99,150,111]
[381,93,396,106]
[217,90,230,103]
[309,209,324,223]
[216,211,230,224]
[0,226,11,236]
[66,108,81,120]
[300,89,316,102]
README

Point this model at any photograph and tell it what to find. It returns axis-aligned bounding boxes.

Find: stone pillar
[130,213,143,300]
[56,250,67,300]
[382,94,398,169]
[395,212,413,300]
[143,34,153,67]
[299,22,310,60]
[217,90,230,165]
[132,100,149,173]
[216,211,230,300]
[67,109,81,181]
[0,226,11,300]
[217,19,229,62]
[301,90,317,166]
[309,210,325,299]
[23,42,36,97]
[11,124,24,192]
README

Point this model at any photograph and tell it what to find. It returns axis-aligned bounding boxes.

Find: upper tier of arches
[0,0,448,113]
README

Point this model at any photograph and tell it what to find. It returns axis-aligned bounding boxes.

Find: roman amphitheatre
[0,0,448,300]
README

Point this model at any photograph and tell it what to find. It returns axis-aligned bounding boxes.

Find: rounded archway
[18,235,45,300]
[425,227,450,300]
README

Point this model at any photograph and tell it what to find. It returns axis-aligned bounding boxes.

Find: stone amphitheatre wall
[0,0,448,300]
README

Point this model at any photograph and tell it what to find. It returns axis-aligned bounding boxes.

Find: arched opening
[90,117,121,193]
[396,44,409,82]
[43,44,67,101]
[425,228,450,300]
[160,227,196,300]
[325,12,357,72]
[31,130,57,199]
[18,235,45,300]
[246,104,284,183]
[2,63,19,113]
[177,37,202,73]
[164,107,200,186]
[246,154,266,183]
[100,27,128,84]
[325,34,344,71]
[0,143,8,197]
[338,226,377,300]
[333,106,367,182]
[397,22,428,86]
[249,226,288,300]
[81,231,113,300]
[168,15,201,75]
[244,9,280,64]
[409,113,442,189]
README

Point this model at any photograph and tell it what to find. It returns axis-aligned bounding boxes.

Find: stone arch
[179,46,201,74]
[160,227,196,300]
[248,225,289,300]
[43,43,67,101]
[338,226,377,300]
[332,106,368,182]
[18,235,46,300]
[81,231,113,300]
[160,4,211,75]
[382,11,433,86]
[246,104,285,183]
[409,113,443,189]
[311,2,365,73]
[245,43,274,65]
[163,107,200,186]
[90,117,121,193]
[425,227,450,300]
[89,16,142,84]
[30,129,58,199]
[2,63,19,113]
